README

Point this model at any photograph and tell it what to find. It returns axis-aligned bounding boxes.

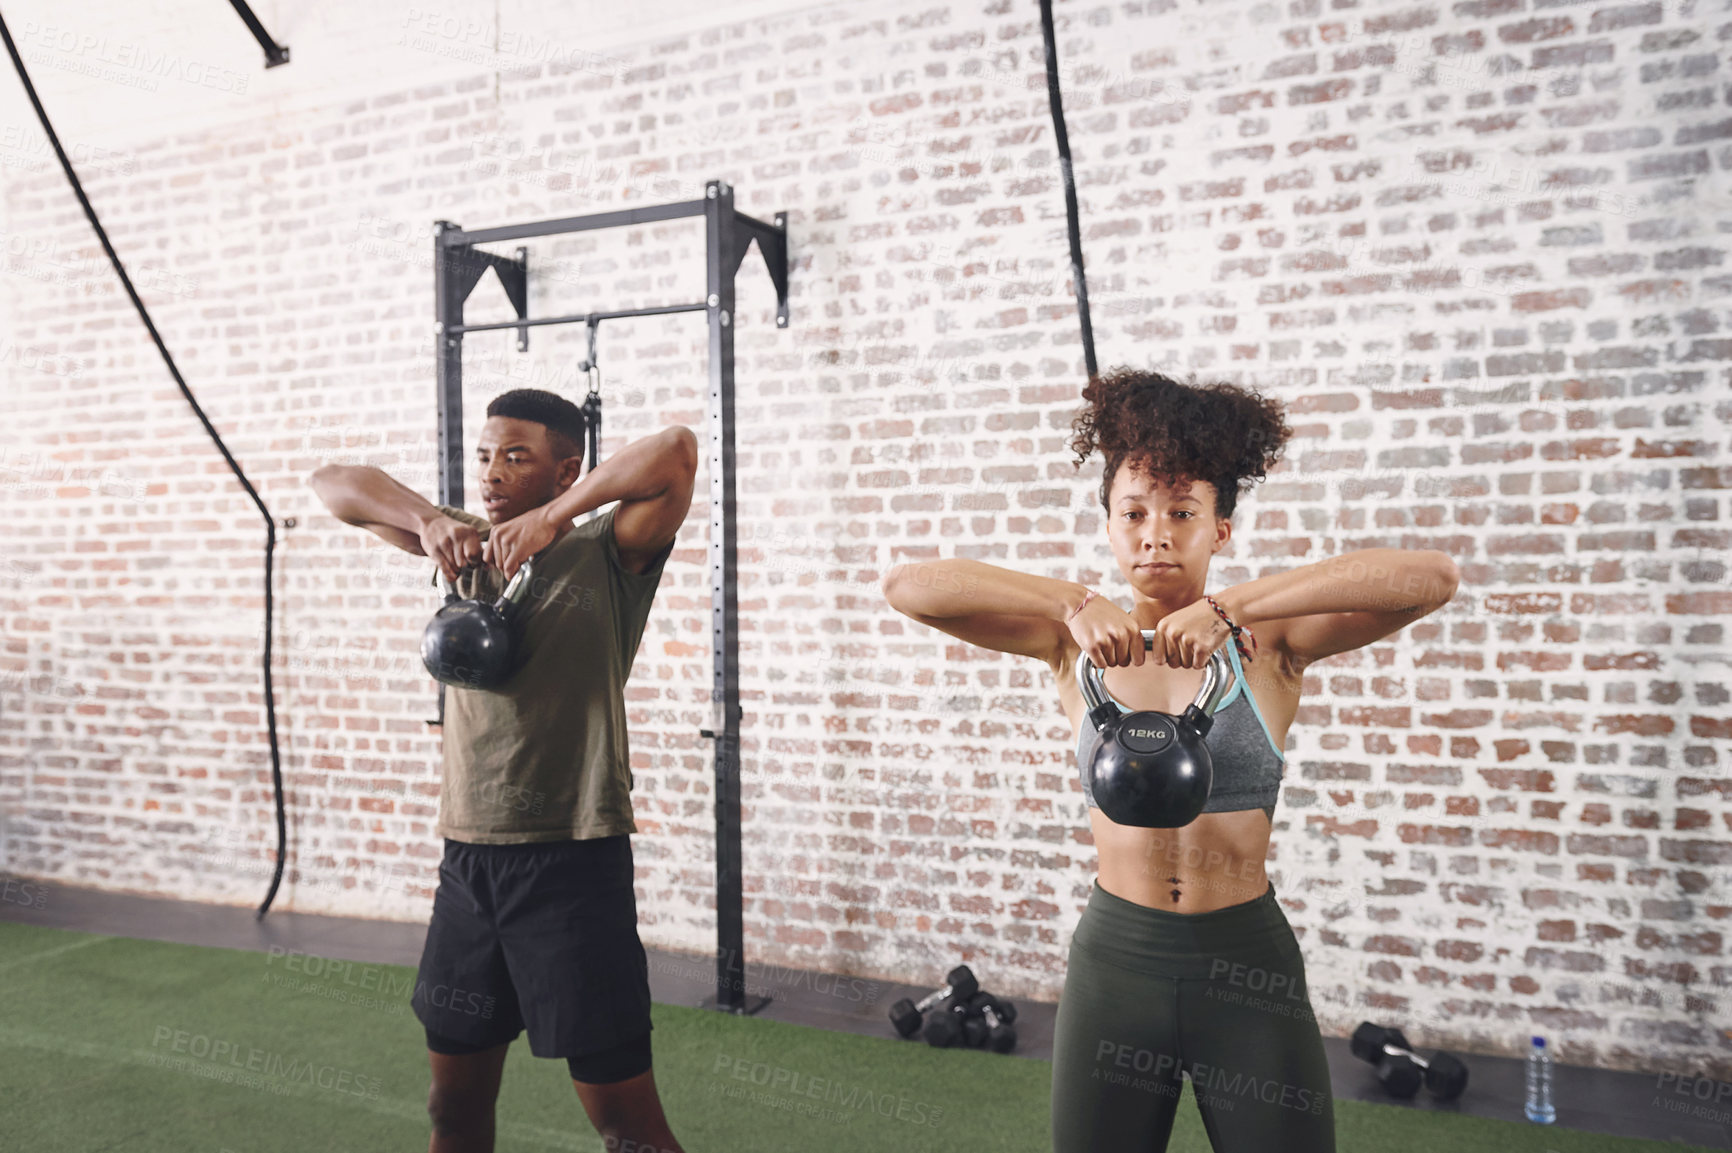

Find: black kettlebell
[1077,637,1234,828]
[420,557,539,691]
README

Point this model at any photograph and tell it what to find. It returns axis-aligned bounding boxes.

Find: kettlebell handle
[437,554,539,609]
[1076,633,1234,719]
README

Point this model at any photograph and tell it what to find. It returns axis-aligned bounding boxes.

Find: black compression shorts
[411,834,653,1084]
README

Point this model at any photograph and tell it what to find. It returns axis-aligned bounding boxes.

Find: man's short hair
[486,389,586,466]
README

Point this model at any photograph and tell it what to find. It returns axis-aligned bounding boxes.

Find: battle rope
[0,9,290,919]
[1038,0,1098,378]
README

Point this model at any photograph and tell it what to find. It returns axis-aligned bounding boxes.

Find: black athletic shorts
[411,834,653,1081]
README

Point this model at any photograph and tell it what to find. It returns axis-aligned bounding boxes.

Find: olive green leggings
[1051,881,1336,1153]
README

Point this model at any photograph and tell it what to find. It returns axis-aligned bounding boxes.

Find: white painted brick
[0,0,1726,1078]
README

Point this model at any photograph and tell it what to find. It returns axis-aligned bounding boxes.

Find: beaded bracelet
[1204,594,1257,662]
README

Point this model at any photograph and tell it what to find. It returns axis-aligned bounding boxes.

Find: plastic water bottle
[1525,1035,1556,1124]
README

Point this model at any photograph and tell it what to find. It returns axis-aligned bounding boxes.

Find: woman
[881,369,1459,1153]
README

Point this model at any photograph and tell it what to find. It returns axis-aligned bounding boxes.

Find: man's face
[1107,464,1229,590]
[474,416,582,523]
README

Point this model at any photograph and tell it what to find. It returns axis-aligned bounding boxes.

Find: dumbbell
[888,966,978,1038]
[923,994,988,1048]
[1351,1022,1469,1101]
[967,991,1018,1053]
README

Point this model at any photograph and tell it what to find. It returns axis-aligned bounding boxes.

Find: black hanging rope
[577,318,603,475]
[0,9,290,919]
[1038,0,1098,378]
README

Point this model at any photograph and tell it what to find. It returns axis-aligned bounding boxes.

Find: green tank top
[429,503,672,843]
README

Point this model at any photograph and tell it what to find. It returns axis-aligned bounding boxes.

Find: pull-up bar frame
[430,180,789,1015]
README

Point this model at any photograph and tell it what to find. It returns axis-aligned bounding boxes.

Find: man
[310,387,697,1153]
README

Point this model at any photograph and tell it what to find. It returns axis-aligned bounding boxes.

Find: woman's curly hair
[1067,369,1292,520]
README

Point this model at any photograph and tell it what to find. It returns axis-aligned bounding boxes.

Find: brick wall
[0,0,1727,1079]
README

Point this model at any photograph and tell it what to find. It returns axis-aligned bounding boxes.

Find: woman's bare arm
[881,559,1093,666]
[1215,548,1461,670]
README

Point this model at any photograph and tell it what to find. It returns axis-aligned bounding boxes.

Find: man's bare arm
[308,465,449,552]
[310,465,487,580]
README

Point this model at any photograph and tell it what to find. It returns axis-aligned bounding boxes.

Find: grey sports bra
[1076,640,1286,822]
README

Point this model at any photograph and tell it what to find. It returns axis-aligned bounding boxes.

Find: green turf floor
[0,920,1715,1153]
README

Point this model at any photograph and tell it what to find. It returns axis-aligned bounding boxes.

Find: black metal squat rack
[430,180,789,1014]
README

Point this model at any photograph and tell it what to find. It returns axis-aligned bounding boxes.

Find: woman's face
[1106,462,1230,592]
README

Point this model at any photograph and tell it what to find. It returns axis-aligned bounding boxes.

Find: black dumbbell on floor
[923,994,987,1048]
[888,966,979,1038]
[1351,1022,1469,1101]
[929,990,1020,1053]
[968,991,1018,1053]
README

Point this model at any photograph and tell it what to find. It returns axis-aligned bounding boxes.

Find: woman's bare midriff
[1058,644,1302,915]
